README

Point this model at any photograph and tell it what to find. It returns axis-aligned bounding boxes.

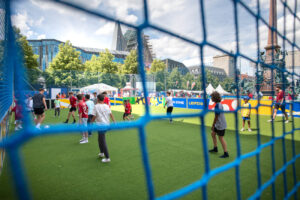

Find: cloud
[11,12,32,37]
[37,34,46,39]
[95,22,114,36]
[35,16,44,26]
[150,35,199,66]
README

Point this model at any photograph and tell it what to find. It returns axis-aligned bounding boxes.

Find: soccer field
[0,105,299,200]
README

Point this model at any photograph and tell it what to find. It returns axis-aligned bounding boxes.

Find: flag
[191,82,196,89]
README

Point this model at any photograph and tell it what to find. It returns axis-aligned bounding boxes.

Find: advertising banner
[172,98,187,108]
[188,99,208,109]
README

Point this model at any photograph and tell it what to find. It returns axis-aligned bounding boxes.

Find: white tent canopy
[215,84,230,95]
[80,83,118,94]
[206,84,215,95]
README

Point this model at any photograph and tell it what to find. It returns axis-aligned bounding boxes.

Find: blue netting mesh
[0,0,299,199]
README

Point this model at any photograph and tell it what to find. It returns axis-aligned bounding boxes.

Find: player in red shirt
[77,94,89,144]
[64,92,77,124]
[123,100,132,121]
[269,85,288,123]
[12,99,23,130]
[102,91,111,107]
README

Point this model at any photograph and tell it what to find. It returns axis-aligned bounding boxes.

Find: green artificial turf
[0,105,299,200]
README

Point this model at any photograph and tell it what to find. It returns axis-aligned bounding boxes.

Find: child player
[241,96,252,132]
[77,94,89,144]
[85,94,95,136]
[268,85,289,123]
[64,92,77,124]
[91,94,116,163]
[123,100,132,121]
[209,91,229,158]
[164,91,173,123]
[54,96,61,117]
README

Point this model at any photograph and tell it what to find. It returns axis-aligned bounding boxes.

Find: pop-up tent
[206,84,215,95]
[215,84,230,95]
[80,83,118,95]
[121,85,136,97]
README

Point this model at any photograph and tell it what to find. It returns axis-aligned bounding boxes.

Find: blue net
[0,0,299,199]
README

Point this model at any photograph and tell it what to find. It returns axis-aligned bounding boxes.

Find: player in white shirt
[164,91,174,123]
[91,94,116,163]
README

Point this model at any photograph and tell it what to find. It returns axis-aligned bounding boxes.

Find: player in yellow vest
[241,96,252,132]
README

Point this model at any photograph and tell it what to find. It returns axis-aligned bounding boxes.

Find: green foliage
[13,27,39,69]
[150,59,166,73]
[46,41,84,87]
[182,73,195,90]
[152,70,166,91]
[167,68,183,89]
[123,50,138,74]
[220,77,234,92]
[85,55,101,72]
[99,49,118,73]
[205,70,219,88]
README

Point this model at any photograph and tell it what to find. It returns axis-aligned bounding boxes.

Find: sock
[224,152,229,156]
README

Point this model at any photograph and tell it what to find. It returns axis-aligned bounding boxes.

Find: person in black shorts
[209,91,229,158]
[164,91,173,123]
[64,92,77,123]
[33,88,47,129]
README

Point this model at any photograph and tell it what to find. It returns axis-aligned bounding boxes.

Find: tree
[150,59,166,73]
[46,41,84,87]
[85,55,101,72]
[167,68,183,89]
[123,50,138,74]
[12,27,41,86]
[221,77,234,92]
[152,70,166,91]
[205,70,219,88]
[182,73,195,90]
[98,49,118,73]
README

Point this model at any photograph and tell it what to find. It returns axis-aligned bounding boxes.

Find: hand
[45,108,48,111]
[211,126,214,131]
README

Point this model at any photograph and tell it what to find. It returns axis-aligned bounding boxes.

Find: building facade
[28,39,128,71]
[285,50,300,75]
[213,54,235,78]
[112,23,155,68]
[162,58,189,75]
[188,65,227,81]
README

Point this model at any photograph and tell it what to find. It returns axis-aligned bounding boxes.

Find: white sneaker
[240,128,245,131]
[267,119,273,122]
[285,120,289,123]
[248,128,252,132]
[79,139,84,142]
[80,139,88,144]
[102,158,111,163]
[98,153,105,158]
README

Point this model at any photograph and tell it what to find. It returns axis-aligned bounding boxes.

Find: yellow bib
[242,103,251,117]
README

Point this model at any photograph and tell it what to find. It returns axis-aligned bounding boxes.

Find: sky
[11,0,300,76]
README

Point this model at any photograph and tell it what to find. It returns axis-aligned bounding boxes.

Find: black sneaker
[209,147,218,153]
[64,120,68,123]
[220,152,229,158]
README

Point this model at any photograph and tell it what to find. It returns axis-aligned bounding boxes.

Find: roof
[28,39,129,55]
